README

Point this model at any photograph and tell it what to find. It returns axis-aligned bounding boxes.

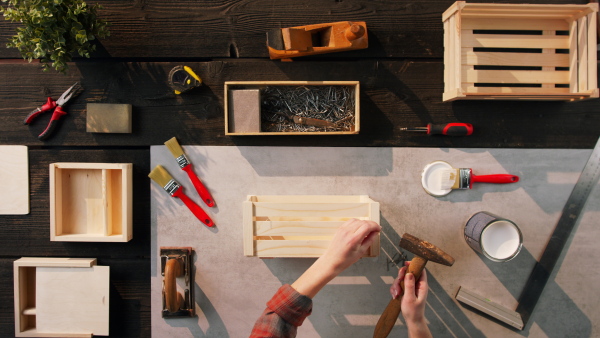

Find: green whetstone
[86,103,132,133]
[228,89,261,133]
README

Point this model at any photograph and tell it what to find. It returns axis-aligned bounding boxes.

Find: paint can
[464,211,523,262]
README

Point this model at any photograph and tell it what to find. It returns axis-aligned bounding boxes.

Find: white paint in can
[481,221,521,260]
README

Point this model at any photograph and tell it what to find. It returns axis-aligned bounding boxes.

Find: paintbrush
[149,165,215,227]
[164,137,215,207]
[441,168,519,190]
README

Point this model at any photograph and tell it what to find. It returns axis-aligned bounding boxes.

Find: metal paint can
[464,211,523,262]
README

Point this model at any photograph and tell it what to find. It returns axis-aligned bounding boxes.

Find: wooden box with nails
[225,81,360,135]
[243,195,379,258]
[50,162,133,242]
[13,257,109,337]
[443,1,598,101]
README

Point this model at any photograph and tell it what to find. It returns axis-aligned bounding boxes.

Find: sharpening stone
[86,103,132,133]
[228,89,261,133]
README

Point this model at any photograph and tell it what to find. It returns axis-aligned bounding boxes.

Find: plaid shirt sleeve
[250,284,313,338]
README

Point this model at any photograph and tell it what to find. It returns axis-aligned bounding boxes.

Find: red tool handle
[24,97,57,125]
[471,173,520,184]
[38,106,67,141]
[172,186,215,227]
[182,165,215,207]
[428,123,474,136]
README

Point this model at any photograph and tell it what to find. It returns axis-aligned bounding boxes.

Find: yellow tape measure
[168,66,202,94]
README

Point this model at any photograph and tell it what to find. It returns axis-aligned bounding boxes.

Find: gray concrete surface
[150,146,600,338]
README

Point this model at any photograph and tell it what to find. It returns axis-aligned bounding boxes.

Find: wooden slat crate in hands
[243,195,380,258]
[443,1,598,101]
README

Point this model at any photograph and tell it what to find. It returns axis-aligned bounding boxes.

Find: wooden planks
[244,195,380,258]
[443,1,599,101]
[1,60,599,148]
[0,146,29,215]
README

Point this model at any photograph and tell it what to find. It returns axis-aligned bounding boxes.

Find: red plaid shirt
[250,284,313,338]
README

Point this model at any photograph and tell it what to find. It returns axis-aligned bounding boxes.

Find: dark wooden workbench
[0,0,598,336]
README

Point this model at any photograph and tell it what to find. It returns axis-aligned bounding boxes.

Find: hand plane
[161,247,195,317]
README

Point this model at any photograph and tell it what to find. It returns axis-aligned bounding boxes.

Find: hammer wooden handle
[164,258,184,313]
[373,256,428,338]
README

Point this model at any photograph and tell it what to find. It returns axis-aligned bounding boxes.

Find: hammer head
[400,233,455,266]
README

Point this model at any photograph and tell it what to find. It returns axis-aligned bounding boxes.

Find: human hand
[318,218,381,276]
[390,262,429,326]
[291,218,381,299]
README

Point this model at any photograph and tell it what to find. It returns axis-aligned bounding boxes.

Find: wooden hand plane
[267,21,368,60]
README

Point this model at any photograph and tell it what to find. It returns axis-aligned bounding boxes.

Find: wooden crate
[243,195,380,258]
[443,1,598,101]
[13,257,109,337]
[50,163,132,242]
[224,81,360,135]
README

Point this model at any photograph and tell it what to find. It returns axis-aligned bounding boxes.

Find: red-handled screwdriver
[400,123,473,136]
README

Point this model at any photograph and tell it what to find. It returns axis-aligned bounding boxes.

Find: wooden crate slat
[578,15,589,92]
[461,31,569,49]
[255,221,345,236]
[464,86,571,95]
[252,195,368,203]
[463,69,569,85]
[255,240,331,257]
[255,236,333,241]
[253,202,371,218]
[461,18,569,31]
[462,50,569,67]
[586,12,598,97]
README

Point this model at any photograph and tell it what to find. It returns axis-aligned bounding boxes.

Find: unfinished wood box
[14,257,109,337]
[50,163,132,242]
[243,195,379,258]
[443,1,598,101]
[225,81,360,135]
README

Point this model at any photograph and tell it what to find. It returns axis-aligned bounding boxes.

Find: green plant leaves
[1,0,110,73]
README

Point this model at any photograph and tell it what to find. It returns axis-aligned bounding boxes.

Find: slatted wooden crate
[243,195,380,258]
[443,1,598,101]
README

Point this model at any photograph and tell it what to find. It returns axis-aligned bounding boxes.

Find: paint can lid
[421,161,453,197]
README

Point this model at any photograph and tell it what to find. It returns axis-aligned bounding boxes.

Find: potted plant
[1,0,110,73]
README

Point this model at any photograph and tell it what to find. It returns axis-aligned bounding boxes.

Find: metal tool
[456,286,523,330]
[516,136,600,326]
[374,233,455,338]
[169,66,202,94]
[400,123,473,136]
[161,247,195,318]
[24,82,83,141]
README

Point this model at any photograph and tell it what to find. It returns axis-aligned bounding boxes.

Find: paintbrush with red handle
[149,165,214,227]
[164,137,215,207]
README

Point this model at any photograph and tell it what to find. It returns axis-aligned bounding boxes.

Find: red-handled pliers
[23,82,83,141]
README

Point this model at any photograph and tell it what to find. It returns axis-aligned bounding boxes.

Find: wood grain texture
[0,60,598,148]
[0,0,590,60]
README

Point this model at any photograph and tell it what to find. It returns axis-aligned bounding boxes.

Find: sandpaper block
[86,103,133,133]
[228,89,261,133]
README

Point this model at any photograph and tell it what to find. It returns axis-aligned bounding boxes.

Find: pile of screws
[261,86,355,132]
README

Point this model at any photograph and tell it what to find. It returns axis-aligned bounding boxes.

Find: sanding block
[86,103,133,133]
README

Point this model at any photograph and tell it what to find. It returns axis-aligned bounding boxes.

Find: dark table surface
[0,0,598,336]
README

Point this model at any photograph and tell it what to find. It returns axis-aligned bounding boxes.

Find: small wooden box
[243,195,380,258]
[443,1,598,101]
[225,81,360,135]
[50,163,132,242]
[14,257,109,337]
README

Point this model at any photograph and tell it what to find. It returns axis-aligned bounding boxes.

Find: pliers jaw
[23,82,82,141]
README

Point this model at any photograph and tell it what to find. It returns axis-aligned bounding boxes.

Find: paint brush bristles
[164,137,184,157]
[148,165,174,188]
[440,168,460,190]
[164,137,190,168]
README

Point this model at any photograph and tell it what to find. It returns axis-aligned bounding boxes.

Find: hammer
[373,233,455,338]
